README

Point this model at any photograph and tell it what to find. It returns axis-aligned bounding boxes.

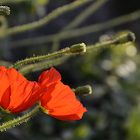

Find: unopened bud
[70,43,86,53]
[75,85,92,96]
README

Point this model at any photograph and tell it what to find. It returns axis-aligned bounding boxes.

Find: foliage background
[1,0,140,139]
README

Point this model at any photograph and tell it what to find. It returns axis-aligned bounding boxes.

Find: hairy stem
[18,32,135,75]
[10,47,70,69]
[0,105,41,132]
[87,32,135,51]
[18,54,72,75]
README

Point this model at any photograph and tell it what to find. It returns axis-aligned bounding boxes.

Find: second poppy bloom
[38,68,87,121]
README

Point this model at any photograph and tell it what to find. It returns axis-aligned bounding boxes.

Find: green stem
[11,43,86,69]
[0,0,91,39]
[18,54,72,75]
[63,0,108,30]
[5,9,140,50]
[10,47,70,69]
[0,16,8,30]
[18,32,135,75]
[87,32,135,51]
[0,105,41,132]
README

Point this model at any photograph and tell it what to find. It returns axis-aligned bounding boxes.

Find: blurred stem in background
[0,0,27,4]
[2,9,140,50]
[51,0,109,52]
[0,16,8,30]
[0,0,92,39]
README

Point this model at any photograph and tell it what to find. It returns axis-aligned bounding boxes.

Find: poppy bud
[70,43,86,53]
[74,85,92,96]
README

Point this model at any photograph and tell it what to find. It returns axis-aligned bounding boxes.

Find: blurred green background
[1,0,140,140]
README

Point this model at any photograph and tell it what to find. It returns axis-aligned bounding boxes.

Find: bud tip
[70,43,86,53]
[75,85,92,96]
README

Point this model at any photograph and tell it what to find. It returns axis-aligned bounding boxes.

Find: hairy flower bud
[75,85,92,96]
[70,43,86,53]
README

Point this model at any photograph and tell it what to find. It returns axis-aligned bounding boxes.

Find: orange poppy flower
[0,66,47,113]
[38,67,87,121]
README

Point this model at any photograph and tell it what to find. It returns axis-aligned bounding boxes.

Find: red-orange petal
[0,70,10,101]
[38,67,61,87]
[7,80,47,113]
[0,66,48,113]
[40,81,87,121]
[0,86,11,110]
[50,112,87,121]
[0,66,26,82]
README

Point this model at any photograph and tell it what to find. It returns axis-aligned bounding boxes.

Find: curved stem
[87,32,135,51]
[0,0,91,39]
[5,9,140,50]
[0,16,8,30]
[10,47,70,69]
[63,0,108,30]
[0,105,41,132]
[51,0,108,52]
[18,54,72,75]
